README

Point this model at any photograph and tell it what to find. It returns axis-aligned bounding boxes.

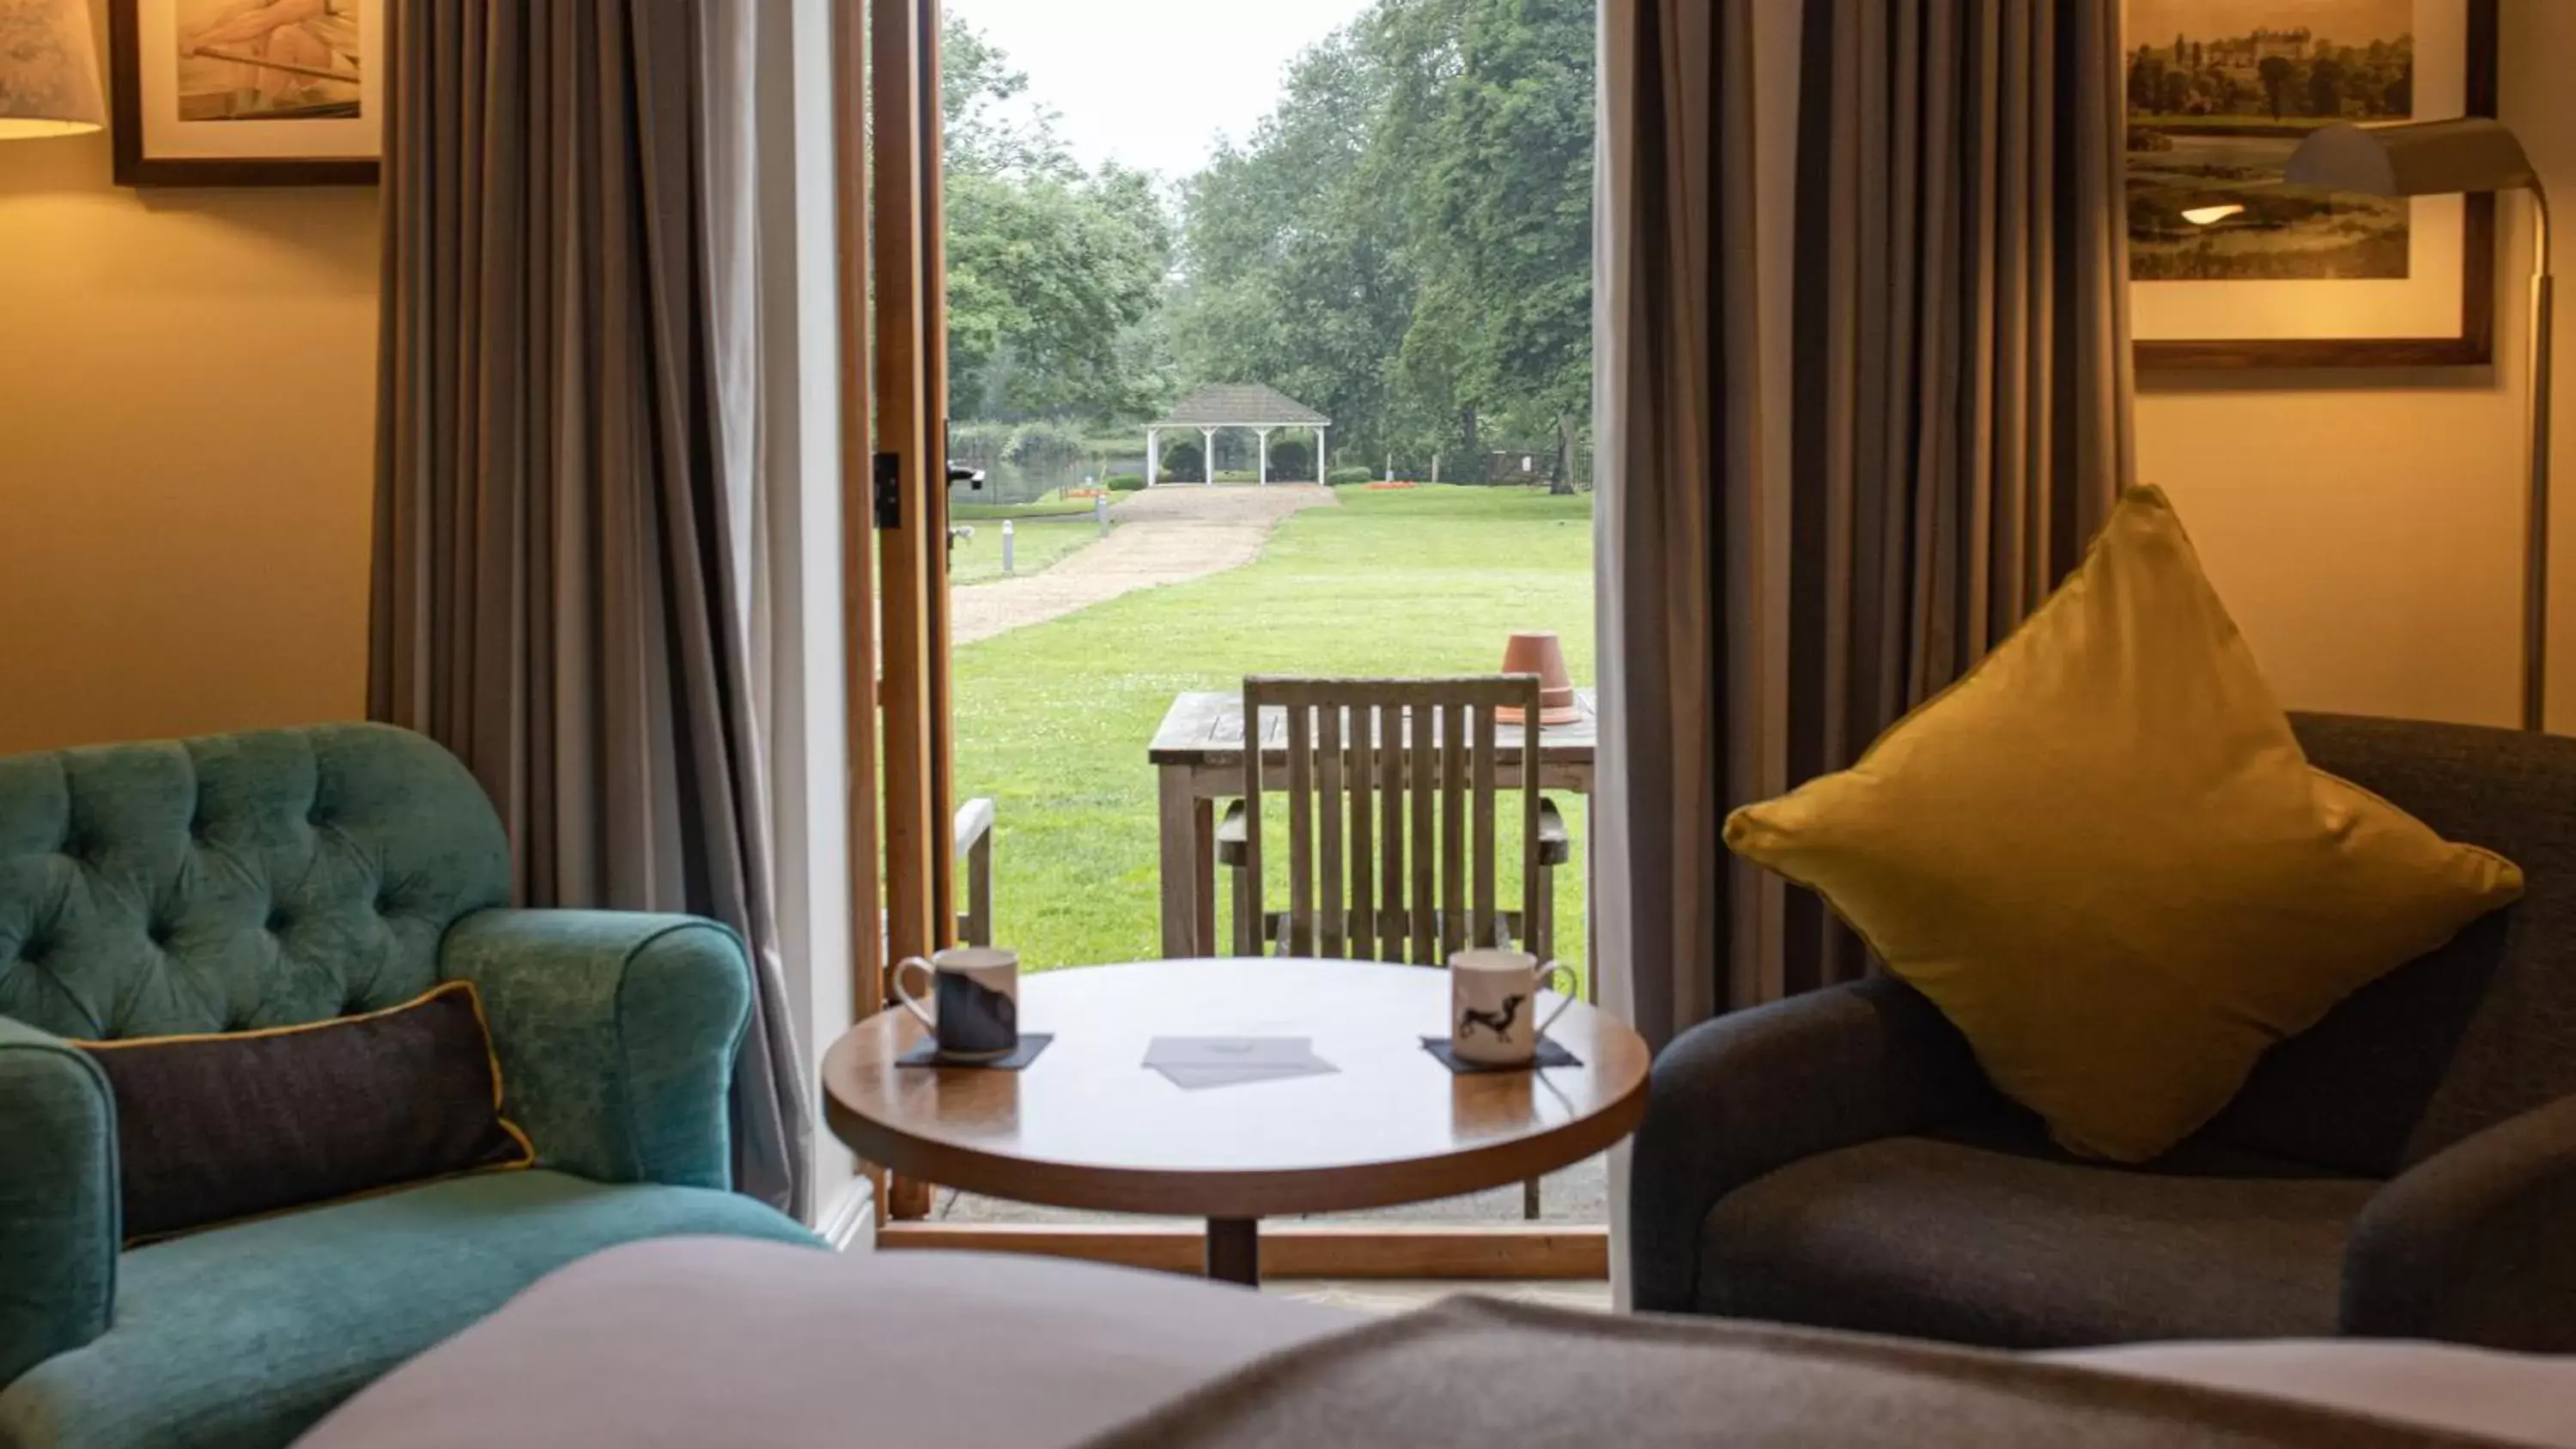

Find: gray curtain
[1594,0,1769,1052]
[1783,0,2136,993]
[372,0,812,1219]
[1595,0,2135,1045]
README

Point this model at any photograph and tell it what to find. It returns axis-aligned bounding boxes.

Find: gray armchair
[1630,713,2576,1351]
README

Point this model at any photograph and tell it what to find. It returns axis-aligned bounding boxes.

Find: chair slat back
[1240,676,1542,964]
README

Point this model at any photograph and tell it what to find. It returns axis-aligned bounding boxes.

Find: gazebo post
[1202,427,1218,487]
[1315,425,1328,484]
[1255,427,1273,486]
[1145,426,1159,488]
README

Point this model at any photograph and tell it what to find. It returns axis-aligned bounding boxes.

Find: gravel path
[951,485,1337,646]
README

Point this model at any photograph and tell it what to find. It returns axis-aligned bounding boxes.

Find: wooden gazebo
[1145,384,1330,486]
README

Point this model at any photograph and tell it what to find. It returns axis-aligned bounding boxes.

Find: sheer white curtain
[375,0,817,1219]
[699,0,852,1223]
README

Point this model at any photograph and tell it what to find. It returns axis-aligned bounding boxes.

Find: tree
[943,16,1066,178]
[941,17,1176,423]
[2128,50,2165,114]
[2258,55,2295,120]
[1169,0,1595,472]
[2157,67,2190,114]
[2382,67,2412,116]
[1169,24,1424,463]
[1405,0,1596,461]
[2306,55,2346,118]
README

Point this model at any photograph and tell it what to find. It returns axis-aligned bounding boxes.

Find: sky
[947,0,1377,181]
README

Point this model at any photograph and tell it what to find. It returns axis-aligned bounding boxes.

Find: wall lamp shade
[2284,118,2536,198]
[0,0,106,141]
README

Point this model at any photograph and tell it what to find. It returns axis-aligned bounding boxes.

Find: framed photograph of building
[2127,0,2499,368]
[109,0,380,186]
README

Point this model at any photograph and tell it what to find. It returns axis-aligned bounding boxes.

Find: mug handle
[1533,961,1579,1040]
[892,956,937,1031]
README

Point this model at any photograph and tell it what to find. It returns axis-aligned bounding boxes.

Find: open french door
[837,0,955,1223]
[834,0,1603,1279]
[870,0,957,987]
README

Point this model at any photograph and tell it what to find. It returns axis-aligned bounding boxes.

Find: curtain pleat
[1594,0,1765,1052]
[1777,0,2136,997]
[1599,0,2135,1040]
[374,0,811,1219]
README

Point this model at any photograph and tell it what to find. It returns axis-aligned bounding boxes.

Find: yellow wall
[4,3,2573,753]
[2142,1,2576,731]
[0,36,379,757]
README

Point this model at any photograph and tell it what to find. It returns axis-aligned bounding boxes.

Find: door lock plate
[874,452,902,530]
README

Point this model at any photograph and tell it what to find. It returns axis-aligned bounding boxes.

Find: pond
[951,452,1150,507]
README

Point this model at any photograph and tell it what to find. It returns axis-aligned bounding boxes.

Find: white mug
[1449,949,1577,1067]
[893,946,1020,1062]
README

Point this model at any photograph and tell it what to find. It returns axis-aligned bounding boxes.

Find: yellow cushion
[1724,486,2522,1162]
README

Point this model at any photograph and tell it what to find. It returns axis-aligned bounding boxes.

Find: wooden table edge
[819,1032,1649,1222]
[1148,690,1600,768]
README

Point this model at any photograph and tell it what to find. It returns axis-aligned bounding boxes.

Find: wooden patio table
[1147,689,1598,959]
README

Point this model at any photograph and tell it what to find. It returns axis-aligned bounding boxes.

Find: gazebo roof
[1150,383,1330,429]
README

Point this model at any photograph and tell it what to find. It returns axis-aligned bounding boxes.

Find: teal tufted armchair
[0,724,819,1449]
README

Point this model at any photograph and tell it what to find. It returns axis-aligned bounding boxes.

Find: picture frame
[2129,0,2498,370]
[109,0,380,187]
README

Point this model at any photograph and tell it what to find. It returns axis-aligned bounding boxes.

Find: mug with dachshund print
[1448,949,1577,1067]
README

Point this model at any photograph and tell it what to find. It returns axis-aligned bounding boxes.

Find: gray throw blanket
[1078,1297,2514,1448]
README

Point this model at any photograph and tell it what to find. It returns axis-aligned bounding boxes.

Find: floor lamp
[2287,118,2553,732]
[0,0,106,142]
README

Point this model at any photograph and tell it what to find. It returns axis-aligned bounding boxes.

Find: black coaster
[1419,1035,1583,1074]
[896,1034,1054,1070]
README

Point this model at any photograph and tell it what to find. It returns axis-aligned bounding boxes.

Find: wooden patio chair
[1212,676,1571,1219]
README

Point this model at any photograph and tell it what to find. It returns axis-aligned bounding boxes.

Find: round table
[819,957,1651,1284]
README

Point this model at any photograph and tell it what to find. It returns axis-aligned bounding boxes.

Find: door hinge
[874,452,902,530]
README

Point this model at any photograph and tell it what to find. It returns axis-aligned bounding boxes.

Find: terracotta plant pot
[1496,630,1582,725]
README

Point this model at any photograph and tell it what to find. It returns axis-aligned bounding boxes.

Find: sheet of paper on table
[1143,1036,1339,1090]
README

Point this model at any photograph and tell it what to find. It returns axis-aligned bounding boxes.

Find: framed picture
[2127,0,2499,369]
[109,0,380,186]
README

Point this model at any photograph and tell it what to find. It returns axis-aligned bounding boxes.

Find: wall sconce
[2289,118,2553,731]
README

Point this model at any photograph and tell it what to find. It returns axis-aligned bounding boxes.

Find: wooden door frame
[834,0,883,1059]
[872,0,958,994]
[835,0,1607,1280]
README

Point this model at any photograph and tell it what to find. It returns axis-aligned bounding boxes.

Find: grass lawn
[952,484,1595,979]
[948,516,1110,587]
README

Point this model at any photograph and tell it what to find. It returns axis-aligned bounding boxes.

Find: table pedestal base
[1206,1217,1259,1285]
